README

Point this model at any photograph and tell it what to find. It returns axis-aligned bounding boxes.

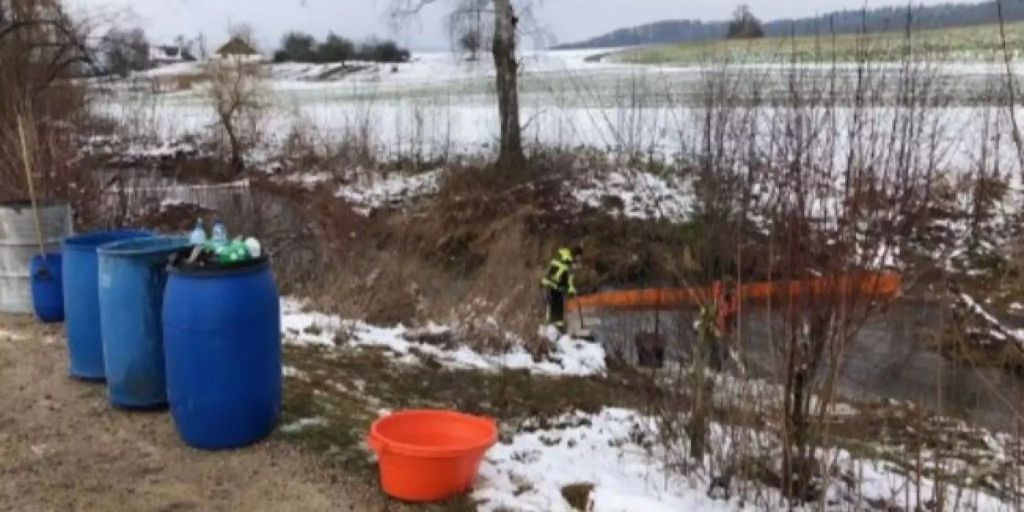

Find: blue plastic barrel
[163,256,281,450]
[98,236,190,408]
[63,230,151,380]
[30,253,64,323]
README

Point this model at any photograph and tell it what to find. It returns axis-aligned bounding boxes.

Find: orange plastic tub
[368,410,498,502]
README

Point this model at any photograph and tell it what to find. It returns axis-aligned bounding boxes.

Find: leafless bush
[205,57,268,173]
[0,0,95,208]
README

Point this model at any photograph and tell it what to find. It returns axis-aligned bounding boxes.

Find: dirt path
[0,314,374,512]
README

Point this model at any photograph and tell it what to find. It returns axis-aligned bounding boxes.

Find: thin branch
[390,0,441,18]
[996,0,1024,182]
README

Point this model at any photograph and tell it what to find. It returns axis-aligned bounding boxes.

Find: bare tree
[227,21,257,50]
[727,4,765,39]
[100,27,149,77]
[392,0,525,168]
[196,31,208,60]
[448,0,488,61]
[205,55,267,173]
[0,0,94,200]
[996,0,1024,182]
[173,34,195,60]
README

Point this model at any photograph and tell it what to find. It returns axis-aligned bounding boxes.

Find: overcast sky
[67,0,953,51]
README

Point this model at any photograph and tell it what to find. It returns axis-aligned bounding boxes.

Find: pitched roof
[216,37,258,56]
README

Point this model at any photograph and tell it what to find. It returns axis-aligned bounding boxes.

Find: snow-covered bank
[474,407,1017,512]
[475,408,742,512]
[334,168,442,215]
[280,298,606,377]
[573,167,692,223]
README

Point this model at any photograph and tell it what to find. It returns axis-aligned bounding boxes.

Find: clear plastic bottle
[244,237,262,258]
[211,220,228,246]
[189,219,207,245]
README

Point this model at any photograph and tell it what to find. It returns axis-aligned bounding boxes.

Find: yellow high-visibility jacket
[541,247,576,295]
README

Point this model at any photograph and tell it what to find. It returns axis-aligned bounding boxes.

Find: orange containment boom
[569,272,902,312]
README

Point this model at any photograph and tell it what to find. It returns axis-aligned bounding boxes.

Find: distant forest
[556,0,1024,49]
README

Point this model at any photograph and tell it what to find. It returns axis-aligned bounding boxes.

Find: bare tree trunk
[224,119,242,172]
[996,0,1024,182]
[492,0,524,168]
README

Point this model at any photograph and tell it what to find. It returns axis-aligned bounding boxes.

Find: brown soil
[0,314,376,512]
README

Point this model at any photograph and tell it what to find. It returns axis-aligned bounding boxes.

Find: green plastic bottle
[215,241,250,264]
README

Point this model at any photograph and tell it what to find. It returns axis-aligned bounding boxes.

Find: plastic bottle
[189,219,207,245]
[244,237,262,258]
[215,241,250,263]
[211,220,228,246]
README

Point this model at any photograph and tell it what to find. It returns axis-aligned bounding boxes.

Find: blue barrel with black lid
[162,254,281,450]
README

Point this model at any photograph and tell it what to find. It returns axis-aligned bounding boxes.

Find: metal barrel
[0,200,73,314]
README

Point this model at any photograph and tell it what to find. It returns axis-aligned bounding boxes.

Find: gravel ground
[0,313,376,512]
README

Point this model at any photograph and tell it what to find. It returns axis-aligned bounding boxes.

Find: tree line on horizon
[273,32,411,64]
[557,0,1024,49]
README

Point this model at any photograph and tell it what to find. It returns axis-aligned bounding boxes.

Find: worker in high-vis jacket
[541,246,582,332]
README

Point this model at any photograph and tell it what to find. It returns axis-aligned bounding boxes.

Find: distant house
[214,37,263,62]
[149,45,196,67]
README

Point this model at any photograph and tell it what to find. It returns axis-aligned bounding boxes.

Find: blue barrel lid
[64,230,151,250]
[98,236,190,257]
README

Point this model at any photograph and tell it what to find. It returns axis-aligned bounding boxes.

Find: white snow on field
[474,408,1015,512]
[91,49,1024,175]
[573,168,692,222]
[335,169,442,215]
[137,61,203,78]
[280,298,606,377]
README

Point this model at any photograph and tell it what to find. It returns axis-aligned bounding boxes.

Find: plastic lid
[64,230,152,249]
[98,236,190,257]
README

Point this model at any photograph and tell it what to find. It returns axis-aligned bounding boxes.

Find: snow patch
[959,293,1024,349]
[280,417,328,434]
[573,168,692,223]
[282,365,307,380]
[280,298,606,376]
[335,169,442,215]
[282,171,334,189]
[475,408,740,512]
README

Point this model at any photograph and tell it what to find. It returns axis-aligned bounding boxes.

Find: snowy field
[90,49,1024,172]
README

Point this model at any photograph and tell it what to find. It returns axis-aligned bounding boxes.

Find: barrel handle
[32,259,54,280]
